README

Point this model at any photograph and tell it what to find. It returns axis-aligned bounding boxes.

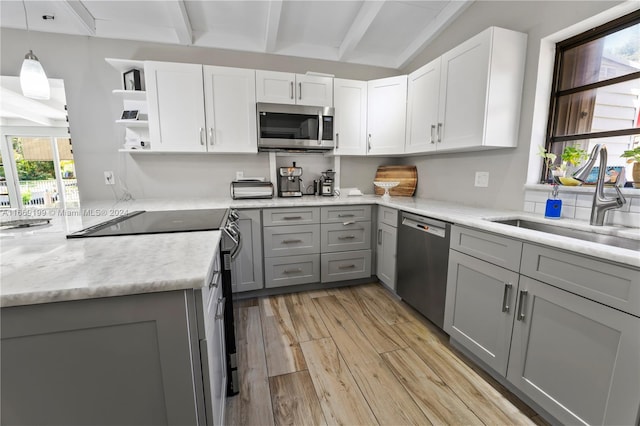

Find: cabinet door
[444,250,519,376]
[296,74,333,107]
[333,78,367,156]
[438,30,491,151]
[507,277,640,426]
[405,57,440,154]
[255,70,295,104]
[200,283,226,426]
[145,61,207,152]
[367,76,407,155]
[376,222,397,290]
[231,210,264,293]
[203,66,257,153]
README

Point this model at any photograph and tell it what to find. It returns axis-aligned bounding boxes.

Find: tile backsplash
[523,185,640,228]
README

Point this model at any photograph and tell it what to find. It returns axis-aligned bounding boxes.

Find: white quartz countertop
[2,194,638,308]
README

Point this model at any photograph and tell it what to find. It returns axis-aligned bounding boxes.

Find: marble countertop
[2,194,638,308]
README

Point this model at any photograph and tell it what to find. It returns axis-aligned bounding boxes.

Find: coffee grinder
[320,169,336,196]
[278,162,303,197]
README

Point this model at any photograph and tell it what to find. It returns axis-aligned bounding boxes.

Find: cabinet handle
[517,290,528,321]
[338,264,356,270]
[298,82,302,100]
[437,123,443,143]
[430,124,436,144]
[378,228,382,245]
[215,296,225,320]
[338,235,356,240]
[501,283,513,313]
[283,216,303,220]
[338,214,354,218]
[199,127,204,145]
[342,221,356,226]
[284,268,303,274]
[368,134,372,152]
[282,239,303,244]
[290,81,294,99]
[335,133,339,150]
[209,128,214,145]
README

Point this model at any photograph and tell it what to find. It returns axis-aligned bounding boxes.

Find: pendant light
[19,0,50,100]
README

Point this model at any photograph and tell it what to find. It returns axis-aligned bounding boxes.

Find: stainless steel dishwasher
[396,212,451,329]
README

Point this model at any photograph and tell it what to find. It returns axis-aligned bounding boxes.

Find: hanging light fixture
[19,0,50,100]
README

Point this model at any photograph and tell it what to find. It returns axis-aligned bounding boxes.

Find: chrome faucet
[572,144,626,226]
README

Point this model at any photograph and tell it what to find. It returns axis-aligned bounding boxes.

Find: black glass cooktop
[67,209,229,238]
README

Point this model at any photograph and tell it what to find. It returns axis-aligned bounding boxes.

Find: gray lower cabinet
[321,250,372,283]
[444,250,519,376]
[445,225,640,425]
[376,206,398,290]
[507,276,640,426]
[1,290,210,426]
[264,254,321,288]
[231,209,264,293]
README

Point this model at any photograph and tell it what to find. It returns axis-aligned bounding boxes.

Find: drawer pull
[338,235,356,240]
[342,221,356,226]
[517,290,528,321]
[501,283,513,313]
[282,239,303,244]
[215,296,225,320]
[338,213,355,218]
[283,216,303,220]
[284,268,303,274]
[338,264,356,270]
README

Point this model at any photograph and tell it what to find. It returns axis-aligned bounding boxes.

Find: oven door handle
[230,228,243,259]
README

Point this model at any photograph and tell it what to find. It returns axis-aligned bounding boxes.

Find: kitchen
[1,1,639,425]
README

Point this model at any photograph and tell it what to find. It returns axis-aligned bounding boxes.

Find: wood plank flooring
[227,283,546,426]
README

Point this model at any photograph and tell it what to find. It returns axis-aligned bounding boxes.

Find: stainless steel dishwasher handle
[401,218,446,238]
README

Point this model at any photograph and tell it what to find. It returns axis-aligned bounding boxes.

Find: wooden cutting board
[374,165,417,196]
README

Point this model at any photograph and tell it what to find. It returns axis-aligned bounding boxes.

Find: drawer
[321,250,372,283]
[265,254,320,288]
[521,243,640,317]
[320,205,371,223]
[263,207,319,226]
[263,224,320,258]
[378,206,398,227]
[450,225,523,272]
[321,221,372,253]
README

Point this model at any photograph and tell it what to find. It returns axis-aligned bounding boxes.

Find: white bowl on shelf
[373,181,400,201]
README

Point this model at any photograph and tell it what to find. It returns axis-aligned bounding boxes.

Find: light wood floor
[226,283,548,426]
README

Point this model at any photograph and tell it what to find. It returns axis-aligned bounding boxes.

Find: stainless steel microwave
[257,102,334,151]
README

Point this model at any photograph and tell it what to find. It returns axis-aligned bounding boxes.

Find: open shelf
[115,119,148,127]
[112,89,147,100]
[105,58,145,73]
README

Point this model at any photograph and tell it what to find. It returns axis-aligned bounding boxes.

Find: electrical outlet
[104,171,115,185]
[475,171,489,187]
[235,171,244,180]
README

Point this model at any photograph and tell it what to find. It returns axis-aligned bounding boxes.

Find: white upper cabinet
[256,70,333,107]
[146,61,207,152]
[405,57,440,154]
[333,78,367,156]
[203,66,257,153]
[145,61,257,153]
[367,75,407,155]
[438,27,527,152]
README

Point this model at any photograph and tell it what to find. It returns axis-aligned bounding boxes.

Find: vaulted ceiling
[0,0,473,69]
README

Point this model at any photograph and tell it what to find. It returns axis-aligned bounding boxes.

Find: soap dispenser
[545,184,562,219]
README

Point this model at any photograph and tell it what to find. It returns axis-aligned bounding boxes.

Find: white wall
[0,28,397,202]
[400,0,625,209]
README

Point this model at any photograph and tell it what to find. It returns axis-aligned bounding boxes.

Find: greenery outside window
[543,10,640,183]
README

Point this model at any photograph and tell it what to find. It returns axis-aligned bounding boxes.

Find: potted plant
[621,146,640,188]
[538,145,588,183]
[561,145,588,172]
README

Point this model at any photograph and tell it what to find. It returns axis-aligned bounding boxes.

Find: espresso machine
[278,162,303,197]
[320,169,336,196]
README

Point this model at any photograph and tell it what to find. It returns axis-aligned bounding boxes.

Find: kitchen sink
[490,219,640,251]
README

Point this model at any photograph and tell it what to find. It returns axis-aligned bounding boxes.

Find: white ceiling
[0,0,473,69]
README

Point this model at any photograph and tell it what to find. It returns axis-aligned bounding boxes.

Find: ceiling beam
[338,1,385,61]
[167,1,193,45]
[264,0,283,52]
[395,0,474,69]
[61,1,96,36]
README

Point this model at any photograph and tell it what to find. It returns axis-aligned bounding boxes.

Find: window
[543,10,640,183]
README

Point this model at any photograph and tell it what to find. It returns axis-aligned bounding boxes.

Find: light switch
[475,171,489,187]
